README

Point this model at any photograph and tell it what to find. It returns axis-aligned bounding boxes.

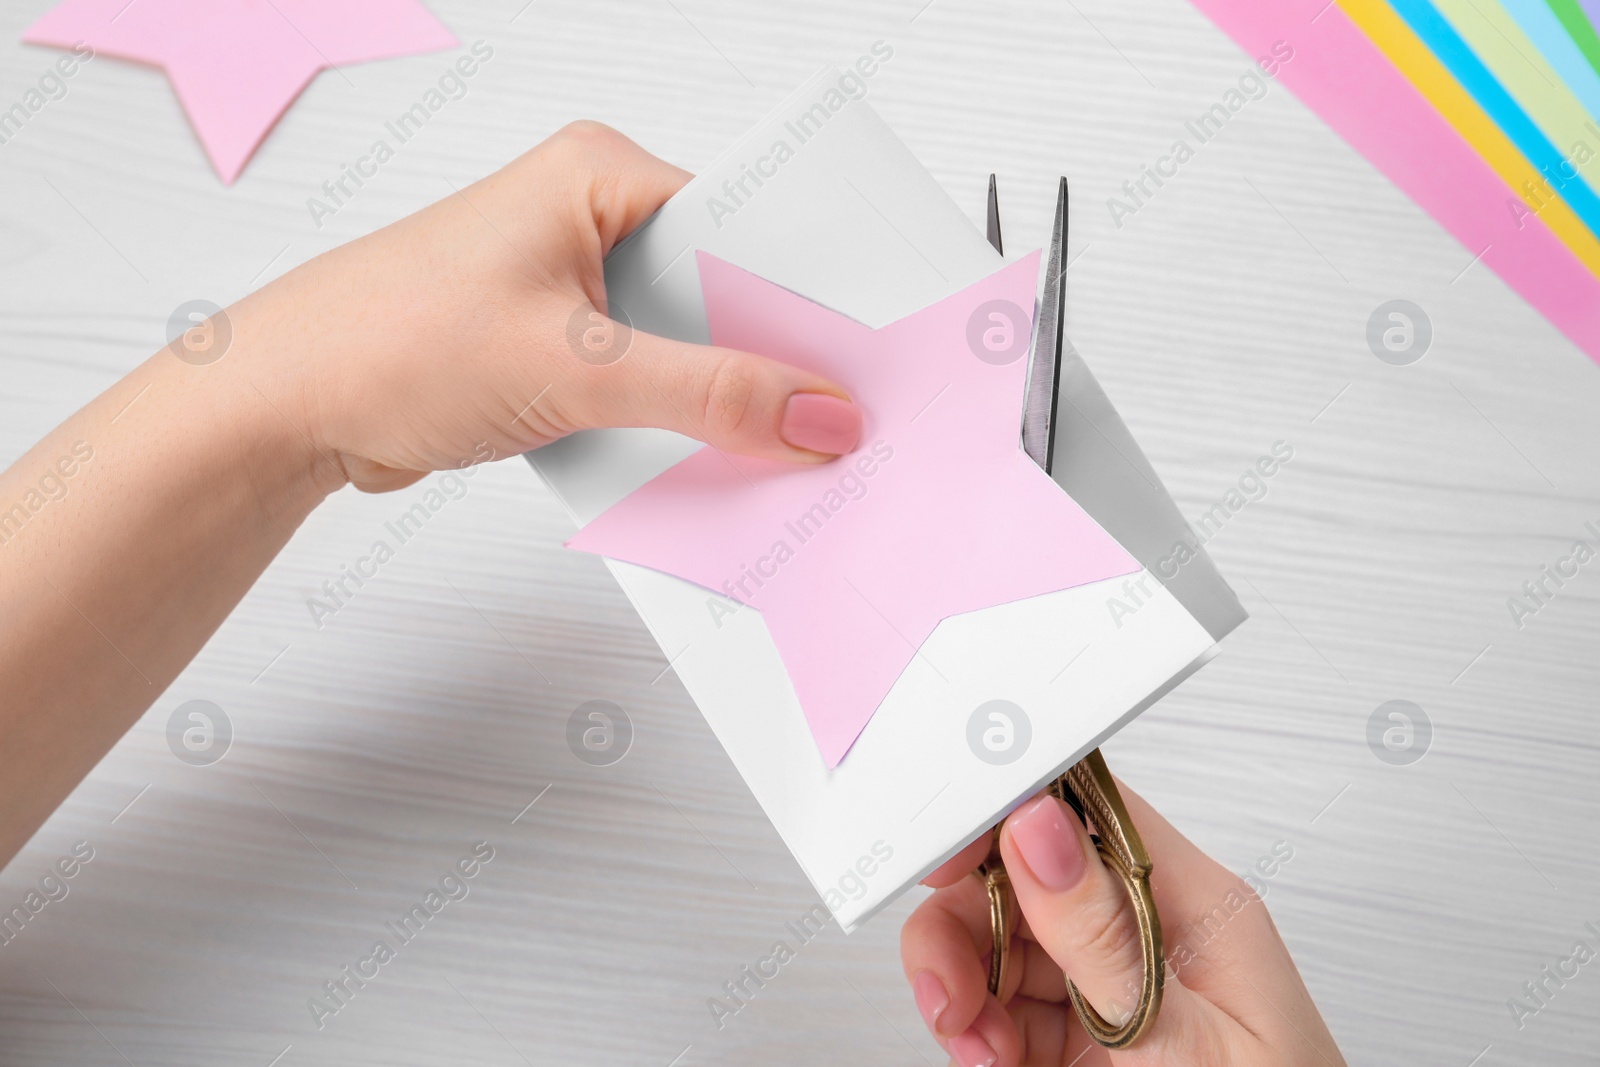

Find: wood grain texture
[1,0,1598,1063]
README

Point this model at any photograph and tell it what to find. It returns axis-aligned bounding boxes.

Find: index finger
[921,834,993,888]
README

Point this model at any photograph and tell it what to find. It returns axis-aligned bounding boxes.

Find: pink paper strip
[1186,0,1600,363]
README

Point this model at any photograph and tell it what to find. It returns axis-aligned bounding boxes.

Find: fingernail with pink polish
[1009,795,1087,892]
[911,971,950,1034]
[780,392,861,455]
[950,1026,998,1067]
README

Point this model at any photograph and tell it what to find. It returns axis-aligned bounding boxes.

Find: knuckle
[1222,872,1261,905]
[554,121,640,169]
[1220,873,1276,935]
[699,353,761,440]
[540,121,627,173]
[519,389,580,441]
[555,119,622,146]
[1075,884,1144,974]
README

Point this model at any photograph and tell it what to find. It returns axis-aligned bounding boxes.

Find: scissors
[975,174,1164,1050]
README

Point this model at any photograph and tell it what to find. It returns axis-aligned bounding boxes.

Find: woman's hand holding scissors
[901,780,1346,1067]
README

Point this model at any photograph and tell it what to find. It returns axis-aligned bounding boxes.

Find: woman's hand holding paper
[237,120,863,496]
[0,124,860,866]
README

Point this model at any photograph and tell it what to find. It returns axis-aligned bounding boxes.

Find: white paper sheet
[527,64,1235,930]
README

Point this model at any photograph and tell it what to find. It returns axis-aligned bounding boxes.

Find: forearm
[0,316,337,864]
[0,123,864,869]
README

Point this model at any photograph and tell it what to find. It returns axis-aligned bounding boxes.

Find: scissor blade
[1022,177,1067,476]
[985,173,1003,255]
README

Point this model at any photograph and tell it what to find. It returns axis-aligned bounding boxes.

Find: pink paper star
[568,252,1141,767]
[23,0,457,183]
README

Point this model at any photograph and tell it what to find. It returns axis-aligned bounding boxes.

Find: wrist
[223,251,416,495]
[146,295,346,523]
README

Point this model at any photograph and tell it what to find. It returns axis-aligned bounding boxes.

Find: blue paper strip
[1503,0,1600,122]
[1390,0,1600,237]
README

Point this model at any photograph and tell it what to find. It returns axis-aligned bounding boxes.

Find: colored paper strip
[1182,0,1600,362]
[1505,0,1600,122]
[1339,0,1600,276]
[1433,0,1600,203]
[1386,0,1600,240]
[1549,0,1600,78]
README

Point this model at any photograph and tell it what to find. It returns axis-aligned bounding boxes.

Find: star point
[569,251,1139,766]
[23,0,457,183]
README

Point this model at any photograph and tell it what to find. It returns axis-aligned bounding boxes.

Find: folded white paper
[527,65,1243,931]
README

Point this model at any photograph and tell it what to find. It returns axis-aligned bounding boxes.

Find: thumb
[558,308,863,463]
[1000,794,1215,1060]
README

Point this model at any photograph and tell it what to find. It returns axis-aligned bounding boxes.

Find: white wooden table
[2,0,1598,1063]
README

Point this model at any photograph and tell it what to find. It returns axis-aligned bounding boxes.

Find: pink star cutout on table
[568,252,1141,767]
[23,0,457,183]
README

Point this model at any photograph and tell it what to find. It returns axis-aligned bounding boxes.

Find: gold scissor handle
[981,748,1163,1050]
[977,849,1013,997]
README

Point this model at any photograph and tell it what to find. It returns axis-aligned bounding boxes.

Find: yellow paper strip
[1339,0,1600,278]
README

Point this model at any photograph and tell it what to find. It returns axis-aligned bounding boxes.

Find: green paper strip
[1546,0,1600,79]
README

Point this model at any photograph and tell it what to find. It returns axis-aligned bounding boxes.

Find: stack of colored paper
[1191,0,1600,363]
